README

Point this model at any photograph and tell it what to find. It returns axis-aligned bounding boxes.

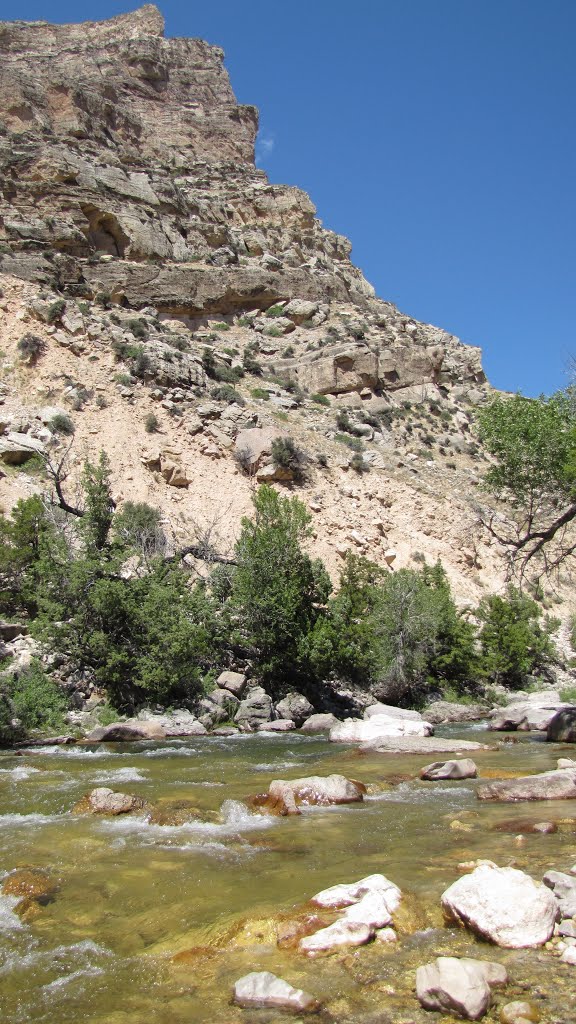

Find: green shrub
[311,393,330,406]
[46,299,66,323]
[335,433,364,452]
[211,384,245,405]
[95,395,108,410]
[266,304,285,318]
[559,685,576,703]
[126,319,148,339]
[251,388,270,401]
[49,413,75,436]
[115,373,133,386]
[350,452,369,473]
[214,364,243,384]
[144,413,160,433]
[477,587,559,689]
[282,345,295,358]
[8,660,67,733]
[213,322,230,331]
[17,333,46,363]
[271,437,307,482]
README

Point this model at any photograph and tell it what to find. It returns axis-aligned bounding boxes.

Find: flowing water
[0,725,575,1023]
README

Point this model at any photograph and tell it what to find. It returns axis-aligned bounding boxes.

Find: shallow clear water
[0,726,575,1023]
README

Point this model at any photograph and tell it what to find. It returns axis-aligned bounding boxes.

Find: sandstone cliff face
[0,6,503,601]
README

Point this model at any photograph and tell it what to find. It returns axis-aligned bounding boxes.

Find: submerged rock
[416,956,508,1020]
[441,864,558,948]
[477,769,576,802]
[73,787,145,816]
[233,971,320,1012]
[2,868,59,905]
[420,758,478,781]
[256,774,366,815]
[499,1001,541,1023]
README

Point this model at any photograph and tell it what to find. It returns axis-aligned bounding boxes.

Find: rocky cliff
[0,6,505,601]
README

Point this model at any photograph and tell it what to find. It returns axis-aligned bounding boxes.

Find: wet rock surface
[416,956,508,1020]
[441,864,558,948]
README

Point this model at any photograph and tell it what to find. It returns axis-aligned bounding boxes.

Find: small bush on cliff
[17,333,46,364]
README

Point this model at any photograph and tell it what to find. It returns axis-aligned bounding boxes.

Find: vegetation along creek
[1,5,576,1022]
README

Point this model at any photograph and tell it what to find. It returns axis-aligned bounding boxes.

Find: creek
[0,725,574,1023]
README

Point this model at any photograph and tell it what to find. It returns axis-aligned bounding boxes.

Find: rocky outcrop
[477,769,576,802]
[441,864,558,948]
[275,692,314,726]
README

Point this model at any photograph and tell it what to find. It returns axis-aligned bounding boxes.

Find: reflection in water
[0,727,574,1022]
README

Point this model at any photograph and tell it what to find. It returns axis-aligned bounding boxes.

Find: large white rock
[441,865,558,948]
[363,703,423,721]
[311,873,401,914]
[420,758,478,781]
[299,919,373,955]
[416,957,508,1020]
[233,971,320,1012]
[330,713,433,744]
[342,890,393,928]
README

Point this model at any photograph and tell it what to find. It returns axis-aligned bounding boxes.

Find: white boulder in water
[233,971,320,1012]
[441,864,558,948]
[299,919,373,955]
[416,956,508,1020]
[420,758,478,780]
[330,713,433,744]
[311,872,401,914]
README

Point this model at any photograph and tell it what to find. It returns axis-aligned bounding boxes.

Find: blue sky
[3,1,575,397]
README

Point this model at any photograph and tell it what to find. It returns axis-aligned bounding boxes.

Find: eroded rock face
[441,864,558,948]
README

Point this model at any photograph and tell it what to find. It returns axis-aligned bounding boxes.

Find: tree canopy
[478,391,576,578]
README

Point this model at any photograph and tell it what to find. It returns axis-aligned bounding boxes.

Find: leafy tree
[0,496,65,616]
[79,452,115,552]
[476,586,559,689]
[231,485,331,688]
[478,392,576,576]
[420,561,478,692]
[309,553,386,684]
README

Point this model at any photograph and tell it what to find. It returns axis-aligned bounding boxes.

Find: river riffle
[0,725,574,1023]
